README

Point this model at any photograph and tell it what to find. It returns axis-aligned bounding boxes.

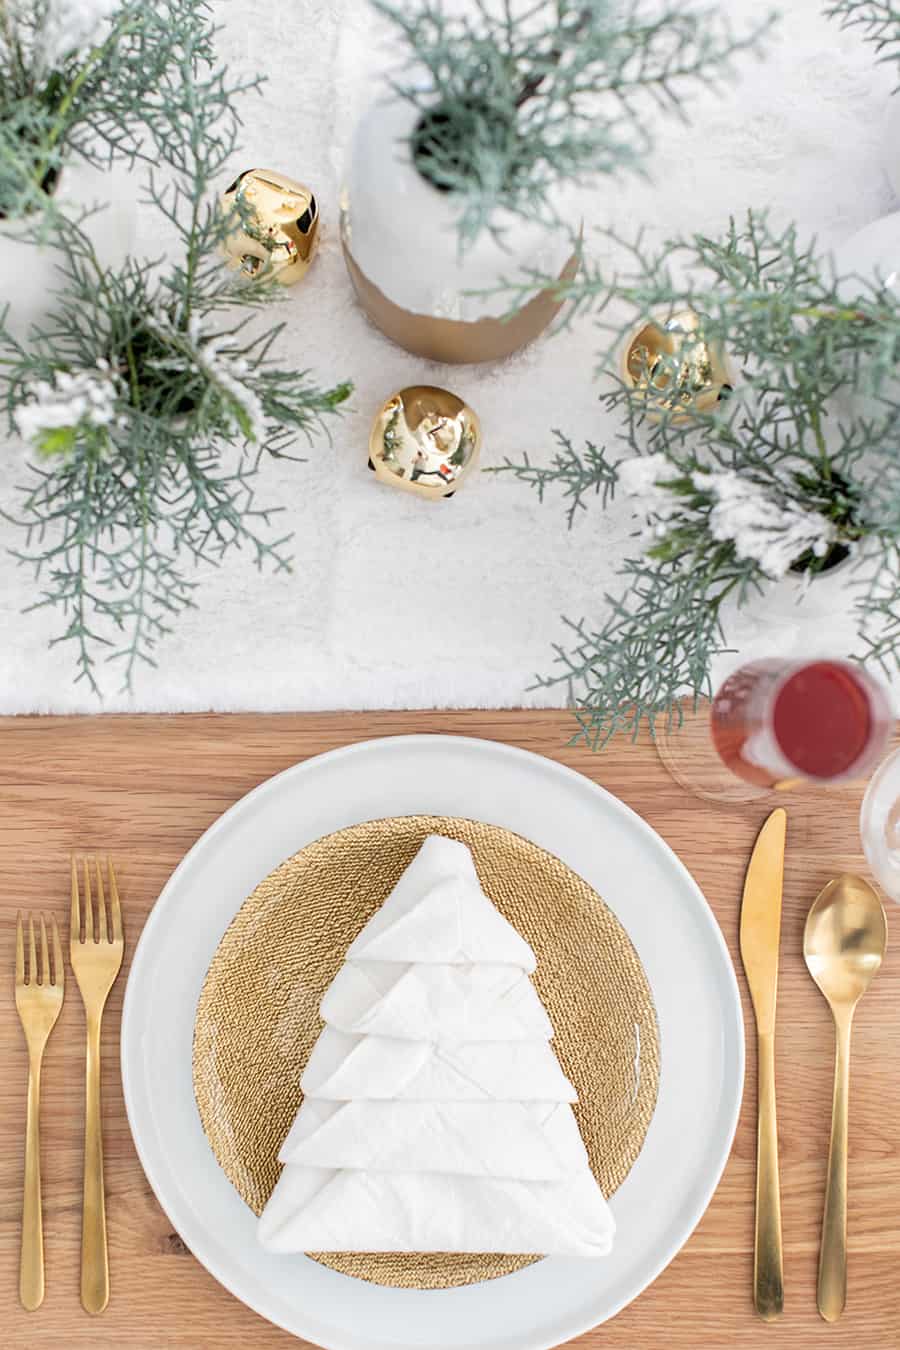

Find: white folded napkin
[258,1169,615,1258]
[321,961,553,1042]
[258,834,615,1260]
[277,1097,589,1178]
[301,1028,577,1101]
[346,836,536,970]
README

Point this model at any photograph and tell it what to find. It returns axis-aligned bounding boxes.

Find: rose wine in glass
[656,659,892,804]
[711,659,890,787]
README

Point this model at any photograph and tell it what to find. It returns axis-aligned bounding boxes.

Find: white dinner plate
[121,734,744,1350]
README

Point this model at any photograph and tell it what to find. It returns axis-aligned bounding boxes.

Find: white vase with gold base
[340,93,578,365]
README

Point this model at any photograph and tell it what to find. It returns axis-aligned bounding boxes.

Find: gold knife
[739,806,786,1321]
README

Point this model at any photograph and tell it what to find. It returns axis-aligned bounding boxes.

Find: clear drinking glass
[860,749,900,903]
[656,658,892,805]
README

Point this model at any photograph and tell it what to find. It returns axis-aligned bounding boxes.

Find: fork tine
[16,912,24,986]
[28,915,37,987]
[40,915,49,986]
[83,857,93,943]
[51,915,64,989]
[95,858,107,942]
[108,856,123,943]
[71,854,80,943]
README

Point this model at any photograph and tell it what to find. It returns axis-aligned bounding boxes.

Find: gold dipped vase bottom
[341,242,579,364]
[193,816,660,1289]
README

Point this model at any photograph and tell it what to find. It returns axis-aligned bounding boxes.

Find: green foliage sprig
[825,1,900,86]
[373,0,775,250]
[1,2,352,693]
[496,213,900,747]
[0,0,218,219]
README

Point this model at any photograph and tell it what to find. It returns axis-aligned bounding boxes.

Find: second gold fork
[70,856,124,1315]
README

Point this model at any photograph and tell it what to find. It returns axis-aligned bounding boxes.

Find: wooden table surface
[1,711,898,1349]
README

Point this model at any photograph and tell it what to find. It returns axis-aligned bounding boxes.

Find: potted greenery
[2,1,351,694]
[0,0,216,331]
[339,0,774,363]
[497,212,900,746]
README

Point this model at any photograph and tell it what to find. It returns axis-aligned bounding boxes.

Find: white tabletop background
[1,0,897,714]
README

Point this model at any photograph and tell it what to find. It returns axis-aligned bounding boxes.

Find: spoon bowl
[804,874,887,1008]
[803,873,887,1323]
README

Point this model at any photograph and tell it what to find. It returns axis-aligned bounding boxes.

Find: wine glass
[860,749,900,903]
[656,658,892,806]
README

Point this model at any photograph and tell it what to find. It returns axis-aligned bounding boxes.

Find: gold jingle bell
[368,386,481,499]
[622,308,733,420]
[221,168,319,285]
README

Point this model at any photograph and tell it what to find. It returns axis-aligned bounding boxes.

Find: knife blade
[740,806,786,1321]
[741,807,787,1036]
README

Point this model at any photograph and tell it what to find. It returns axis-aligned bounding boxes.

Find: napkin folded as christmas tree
[322,961,553,1042]
[301,1028,577,1100]
[258,834,615,1258]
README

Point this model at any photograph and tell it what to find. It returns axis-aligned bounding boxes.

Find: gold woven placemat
[193,816,660,1289]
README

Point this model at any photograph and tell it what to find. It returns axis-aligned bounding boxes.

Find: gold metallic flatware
[15,911,65,1311]
[803,874,887,1323]
[70,856,124,1315]
[739,807,786,1321]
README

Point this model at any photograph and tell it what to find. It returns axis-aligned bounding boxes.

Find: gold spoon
[803,874,887,1322]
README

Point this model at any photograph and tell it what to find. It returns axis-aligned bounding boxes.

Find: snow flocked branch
[0,0,233,219]
[825,1,900,86]
[1,0,352,694]
[495,212,900,747]
[372,0,776,250]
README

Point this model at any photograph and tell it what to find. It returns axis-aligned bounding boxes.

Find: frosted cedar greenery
[0,0,225,219]
[373,0,775,249]
[495,213,900,748]
[1,0,351,694]
[826,1,900,85]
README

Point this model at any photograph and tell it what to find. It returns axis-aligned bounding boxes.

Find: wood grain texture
[1,710,898,1350]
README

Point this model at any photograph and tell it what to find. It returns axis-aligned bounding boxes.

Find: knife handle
[754,1030,784,1320]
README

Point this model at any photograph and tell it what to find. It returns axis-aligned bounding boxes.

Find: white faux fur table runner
[0,0,895,714]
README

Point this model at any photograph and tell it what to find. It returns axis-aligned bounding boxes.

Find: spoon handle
[818,1012,852,1322]
[754,1030,784,1319]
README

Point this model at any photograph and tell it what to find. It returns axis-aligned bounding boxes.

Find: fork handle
[81,1013,109,1314]
[20,1053,44,1311]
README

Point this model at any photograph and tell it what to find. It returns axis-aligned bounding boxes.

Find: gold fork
[70,856,124,1315]
[15,911,65,1311]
